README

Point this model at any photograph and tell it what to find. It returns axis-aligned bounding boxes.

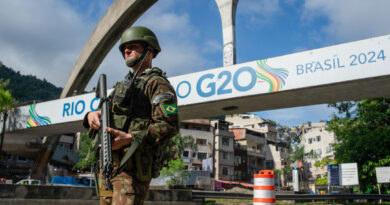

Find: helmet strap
[126,48,148,67]
[129,49,150,80]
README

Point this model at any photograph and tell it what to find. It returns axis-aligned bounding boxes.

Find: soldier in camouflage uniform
[84,26,179,205]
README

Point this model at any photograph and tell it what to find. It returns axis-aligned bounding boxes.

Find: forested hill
[0,62,62,103]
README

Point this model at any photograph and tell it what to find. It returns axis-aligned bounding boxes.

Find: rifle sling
[112,136,143,177]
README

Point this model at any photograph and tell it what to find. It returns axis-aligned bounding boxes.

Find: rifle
[96,74,113,190]
[93,50,150,190]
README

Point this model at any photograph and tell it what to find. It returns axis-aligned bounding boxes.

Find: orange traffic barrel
[253,170,275,205]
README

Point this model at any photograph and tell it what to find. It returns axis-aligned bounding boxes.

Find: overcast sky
[1,0,390,126]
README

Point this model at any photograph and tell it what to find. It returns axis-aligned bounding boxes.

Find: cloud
[202,40,222,54]
[0,0,215,92]
[302,0,390,43]
[84,0,219,90]
[132,0,216,76]
[237,0,280,25]
[0,0,97,88]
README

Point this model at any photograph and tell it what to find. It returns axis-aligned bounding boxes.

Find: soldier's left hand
[105,127,133,150]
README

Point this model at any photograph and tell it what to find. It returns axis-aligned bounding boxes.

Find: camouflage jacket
[84,67,179,182]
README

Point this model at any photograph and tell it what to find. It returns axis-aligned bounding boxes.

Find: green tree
[313,156,337,185]
[0,64,62,103]
[0,81,17,152]
[0,79,10,89]
[73,131,96,170]
[160,158,188,187]
[327,98,390,192]
[160,134,197,188]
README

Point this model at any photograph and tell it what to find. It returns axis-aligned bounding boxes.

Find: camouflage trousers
[98,171,150,205]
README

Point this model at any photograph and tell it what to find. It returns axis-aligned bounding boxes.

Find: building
[180,119,212,171]
[300,121,336,181]
[180,119,235,181]
[230,127,266,182]
[226,113,290,185]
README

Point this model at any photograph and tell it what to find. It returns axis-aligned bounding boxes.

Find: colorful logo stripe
[27,104,51,127]
[255,59,289,92]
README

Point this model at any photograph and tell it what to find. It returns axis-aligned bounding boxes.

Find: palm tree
[0,87,17,152]
[288,145,318,188]
[290,145,317,164]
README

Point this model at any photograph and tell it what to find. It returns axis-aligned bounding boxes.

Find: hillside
[0,62,62,103]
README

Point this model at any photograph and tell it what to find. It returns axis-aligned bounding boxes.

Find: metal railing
[192,190,390,201]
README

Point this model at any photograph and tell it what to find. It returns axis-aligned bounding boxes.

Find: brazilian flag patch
[163,104,178,115]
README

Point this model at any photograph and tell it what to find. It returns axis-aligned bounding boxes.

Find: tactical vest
[110,67,170,182]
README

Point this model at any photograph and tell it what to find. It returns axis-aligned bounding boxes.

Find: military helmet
[119,26,161,58]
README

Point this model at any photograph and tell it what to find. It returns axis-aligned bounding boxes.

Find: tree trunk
[30,135,60,183]
[0,112,8,152]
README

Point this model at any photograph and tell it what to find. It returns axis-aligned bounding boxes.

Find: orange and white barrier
[253,170,275,205]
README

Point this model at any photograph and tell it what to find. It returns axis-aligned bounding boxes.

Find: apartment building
[180,119,235,181]
[226,114,277,140]
[226,113,290,185]
[230,127,266,182]
[225,114,290,168]
[300,121,336,180]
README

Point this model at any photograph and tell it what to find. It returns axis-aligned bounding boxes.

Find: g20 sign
[177,66,257,98]
[174,59,289,103]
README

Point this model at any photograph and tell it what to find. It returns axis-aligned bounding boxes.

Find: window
[222,167,229,175]
[257,158,262,165]
[257,145,262,151]
[218,124,227,131]
[17,157,27,162]
[183,151,189,157]
[197,152,207,160]
[316,135,321,142]
[194,126,202,130]
[222,151,229,160]
[192,152,196,158]
[196,138,207,145]
[266,160,274,169]
[235,156,241,165]
[222,137,229,146]
[308,138,313,144]
[326,146,331,153]
[316,148,322,155]
[276,146,279,151]
[31,180,40,185]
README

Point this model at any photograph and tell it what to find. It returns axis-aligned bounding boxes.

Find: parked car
[16,179,42,185]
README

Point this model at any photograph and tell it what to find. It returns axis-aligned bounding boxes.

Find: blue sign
[328,164,340,186]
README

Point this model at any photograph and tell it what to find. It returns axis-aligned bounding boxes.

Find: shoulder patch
[152,93,174,105]
[163,104,178,115]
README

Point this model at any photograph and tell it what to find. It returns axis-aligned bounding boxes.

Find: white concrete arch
[60,0,157,98]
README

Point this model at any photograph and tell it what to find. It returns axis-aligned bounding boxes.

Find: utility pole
[215,0,238,67]
[212,122,217,180]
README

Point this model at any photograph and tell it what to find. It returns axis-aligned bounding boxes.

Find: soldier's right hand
[87,110,101,130]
